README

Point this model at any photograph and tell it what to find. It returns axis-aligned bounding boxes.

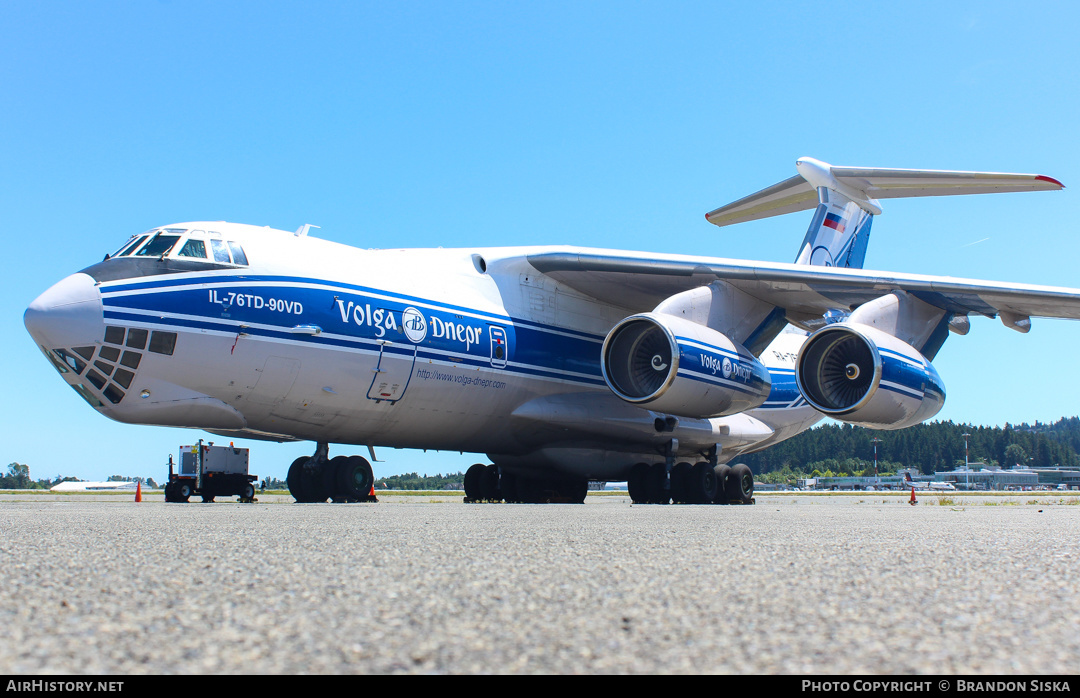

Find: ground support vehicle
[164,440,257,503]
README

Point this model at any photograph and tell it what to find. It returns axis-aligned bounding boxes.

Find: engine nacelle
[601,313,771,418]
[796,322,945,430]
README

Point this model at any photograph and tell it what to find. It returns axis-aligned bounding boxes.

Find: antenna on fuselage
[294,224,320,237]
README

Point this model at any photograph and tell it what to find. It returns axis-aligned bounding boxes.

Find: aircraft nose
[24,273,104,350]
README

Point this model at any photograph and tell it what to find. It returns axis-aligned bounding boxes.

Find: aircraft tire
[516,476,539,503]
[627,463,649,503]
[501,470,519,503]
[337,455,374,501]
[713,464,731,504]
[302,463,329,503]
[561,478,588,504]
[670,462,692,503]
[726,463,754,504]
[482,464,501,501]
[325,456,349,501]
[646,463,669,504]
[520,476,555,503]
[464,463,487,501]
[688,462,718,504]
[287,456,309,503]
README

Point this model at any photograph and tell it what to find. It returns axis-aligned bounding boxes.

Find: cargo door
[367,341,417,403]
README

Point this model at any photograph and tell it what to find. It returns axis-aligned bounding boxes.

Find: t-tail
[705,157,1063,269]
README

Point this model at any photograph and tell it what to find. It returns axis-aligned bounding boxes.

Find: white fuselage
[25,222,821,480]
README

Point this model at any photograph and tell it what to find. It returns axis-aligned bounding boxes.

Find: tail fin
[793,183,874,268]
[705,157,1063,269]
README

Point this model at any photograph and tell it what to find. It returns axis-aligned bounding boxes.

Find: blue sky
[3,1,1079,482]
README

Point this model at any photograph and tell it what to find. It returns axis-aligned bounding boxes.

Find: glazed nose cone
[24,273,104,350]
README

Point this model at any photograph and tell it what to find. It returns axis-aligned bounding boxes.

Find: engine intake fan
[798,328,877,410]
[601,313,771,419]
[796,322,945,429]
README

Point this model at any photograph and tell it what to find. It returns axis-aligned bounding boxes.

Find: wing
[526,248,1080,324]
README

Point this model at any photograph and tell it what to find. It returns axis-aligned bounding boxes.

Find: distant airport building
[938,466,1038,491]
[794,466,1078,492]
[1027,468,1080,489]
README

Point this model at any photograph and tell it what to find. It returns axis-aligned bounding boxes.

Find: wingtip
[1036,174,1065,189]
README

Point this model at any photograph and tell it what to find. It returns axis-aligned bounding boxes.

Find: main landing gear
[464,463,588,504]
[628,462,754,505]
[287,442,377,503]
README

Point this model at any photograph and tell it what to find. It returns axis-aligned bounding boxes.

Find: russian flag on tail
[823,212,846,233]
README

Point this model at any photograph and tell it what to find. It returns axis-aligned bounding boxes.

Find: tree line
[739,417,1080,480]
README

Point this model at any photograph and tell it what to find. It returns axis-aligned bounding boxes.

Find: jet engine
[601,313,771,419]
[796,322,945,430]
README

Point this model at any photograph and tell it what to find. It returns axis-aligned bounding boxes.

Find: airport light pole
[963,432,971,490]
[871,437,881,481]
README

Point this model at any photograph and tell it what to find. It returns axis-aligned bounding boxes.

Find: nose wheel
[287,443,377,503]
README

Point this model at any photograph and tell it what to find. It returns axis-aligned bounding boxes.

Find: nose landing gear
[287,442,377,503]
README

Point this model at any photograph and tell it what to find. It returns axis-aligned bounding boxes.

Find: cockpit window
[114,235,150,257]
[228,242,249,266]
[135,232,181,258]
[210,239,231,263]
[177,239,207,259]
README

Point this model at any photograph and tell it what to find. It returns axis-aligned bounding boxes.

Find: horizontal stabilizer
[705,158,1064,228]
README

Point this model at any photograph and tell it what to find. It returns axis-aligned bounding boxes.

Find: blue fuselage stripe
[101,276,805,406]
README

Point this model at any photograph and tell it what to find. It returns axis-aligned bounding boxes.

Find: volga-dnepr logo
[402,307,427,343]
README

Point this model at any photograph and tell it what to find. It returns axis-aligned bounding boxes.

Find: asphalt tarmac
[1,493,1077,674]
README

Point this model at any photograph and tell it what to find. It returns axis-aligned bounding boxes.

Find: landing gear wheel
[628,463,650,503]
[464,463,487,501]
[562,478,588,504]
[327,455,349,501]
[669,462,692,503]
[687,462,718,504]
[713,464,731,504]
[302,463,329,503]
[646,463,669,504]
[483,464,501,501]
[337,455,374,501]
[501,470,519,503]
[726,463,754,504]
[287,456,309,503]
[518,476,551,503]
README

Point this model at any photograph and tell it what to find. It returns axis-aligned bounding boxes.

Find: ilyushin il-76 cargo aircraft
[24,158,1080,505]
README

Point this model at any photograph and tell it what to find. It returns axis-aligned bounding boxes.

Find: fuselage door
[366,341,417,403]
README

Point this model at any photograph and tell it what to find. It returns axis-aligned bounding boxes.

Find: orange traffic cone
[909,487,917,506]
[135,481,142,503]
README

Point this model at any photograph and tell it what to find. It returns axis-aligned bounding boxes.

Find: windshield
[134,232,182,258]
[102,227,249,267]
[112,234,150,257]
